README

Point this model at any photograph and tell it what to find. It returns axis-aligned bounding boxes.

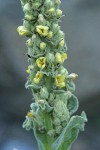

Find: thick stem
[34,112,54,150]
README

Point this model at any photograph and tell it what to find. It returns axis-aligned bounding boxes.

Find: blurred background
[0,0,100,149]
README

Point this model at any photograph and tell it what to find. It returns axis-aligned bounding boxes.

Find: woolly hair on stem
[17,0,87,150]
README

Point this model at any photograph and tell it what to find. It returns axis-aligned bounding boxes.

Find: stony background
[0,0,100,149]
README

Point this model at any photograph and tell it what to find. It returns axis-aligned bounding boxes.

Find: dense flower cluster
[17,0,87,150]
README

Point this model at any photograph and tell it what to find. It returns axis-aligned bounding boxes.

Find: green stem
[34,112,54,150]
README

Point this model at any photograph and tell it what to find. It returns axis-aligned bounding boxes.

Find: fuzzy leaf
[52,112,87,150]
[25,81,41,90]
[67,80,75,92]
[67,95,79,115]
[40,86,49,99]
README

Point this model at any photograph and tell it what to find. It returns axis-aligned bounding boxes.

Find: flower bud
[53,118,61,126]
[32,2,41,9]
[25,14,33,21]
[26,65,34,74]
[23,3,31,13]
[54,101,70,123]
[27,112,33,118]
[44,0,53,8]
[27,39,33,47]
[56,9,62,17]
[23,20,31,30]
[40,42,46,50]
[46,53,54,63]
[40,87,49,99]
[55,125,62,134]
[26,69,31,74]
[33,72,43,84]
[38,14,44,24]
[59,66,68,76]
[59,39,65,47]
[32,34,36,42]
[47,31,53,39]
[38,99,45,105]
[53,24,59,32]
[48,8,55,14]
[59,30,64,36]
[48,130,55,137]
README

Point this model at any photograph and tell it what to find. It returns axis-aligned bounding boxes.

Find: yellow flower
[26,65,34,74]
[48,8,55,14]
[36,57,46,69]
[55,52,67,64]
[17,26,31,36]
[56,9,62,17]
[27,112,33,118]
[55,74,66,88]
[36,25,49,36]
[33,72,43,84]
[40,42,46,50]
[59,39,65,47]
[47,31,53,39]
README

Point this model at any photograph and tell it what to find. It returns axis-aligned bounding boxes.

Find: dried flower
[68,73,78,80]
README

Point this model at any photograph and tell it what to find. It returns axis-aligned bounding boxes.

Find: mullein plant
[17,0,87,150]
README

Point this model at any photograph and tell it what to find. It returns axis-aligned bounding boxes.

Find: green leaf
[67,95,79,115]
[52,112,87,150]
